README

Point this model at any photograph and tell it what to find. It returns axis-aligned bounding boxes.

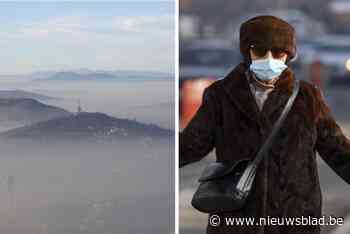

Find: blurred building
[180,0,327,42]
[180,15,200,41]
[180,0,192,12]
[329,0,350,33]
[179,0,197,41]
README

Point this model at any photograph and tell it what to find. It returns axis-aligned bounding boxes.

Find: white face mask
[249,56,287,81]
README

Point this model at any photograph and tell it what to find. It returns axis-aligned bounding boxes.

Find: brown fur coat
[180,62,350,234]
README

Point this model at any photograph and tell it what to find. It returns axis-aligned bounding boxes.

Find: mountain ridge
[0,111,173,142]
[0,98,72,124]
[0,90,57,100]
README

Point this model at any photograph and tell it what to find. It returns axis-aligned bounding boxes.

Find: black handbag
[191,79,300,214]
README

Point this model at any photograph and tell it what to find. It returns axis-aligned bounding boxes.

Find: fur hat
[239,15,296,64]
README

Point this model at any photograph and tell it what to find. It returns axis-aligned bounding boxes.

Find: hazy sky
[0,2,174,75]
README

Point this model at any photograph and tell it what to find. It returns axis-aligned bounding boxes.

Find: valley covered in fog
[0,73,174,234]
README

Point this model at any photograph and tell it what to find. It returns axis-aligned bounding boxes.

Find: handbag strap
[235,78,300,193]
[251,79,300,168]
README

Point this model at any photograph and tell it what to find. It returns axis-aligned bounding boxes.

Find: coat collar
[221,62,296,127]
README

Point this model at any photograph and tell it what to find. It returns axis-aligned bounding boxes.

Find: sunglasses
[250,45,288,59]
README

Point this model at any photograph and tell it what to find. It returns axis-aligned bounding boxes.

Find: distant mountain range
[1,112,173,141]
[27,70,173,82]
[0,98,71,124]
[0,69,173,82]
[0,90,57,100]
[42,71,117,81]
